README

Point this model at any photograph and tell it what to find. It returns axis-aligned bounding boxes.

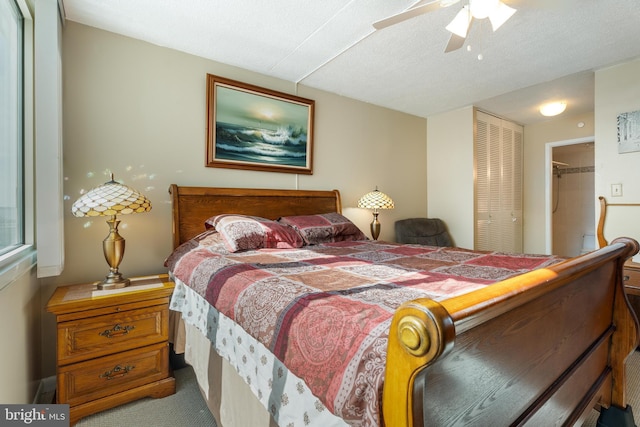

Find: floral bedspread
[165,231,563,426]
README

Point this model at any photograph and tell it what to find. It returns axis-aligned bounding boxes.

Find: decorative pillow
[278,212,367,245]
[205,214,304,252]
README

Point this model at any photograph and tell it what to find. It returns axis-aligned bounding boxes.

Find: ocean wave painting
[216,122,308,167]
[207,76,314,174]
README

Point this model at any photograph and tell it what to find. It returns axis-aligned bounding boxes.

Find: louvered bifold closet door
[500,121,523,253]
[475,112,502,251]
[475,118,490,250]
[474,111,523,253]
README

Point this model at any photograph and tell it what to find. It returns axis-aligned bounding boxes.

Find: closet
[474,110,523,253]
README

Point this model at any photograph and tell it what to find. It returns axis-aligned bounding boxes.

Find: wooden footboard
[384,237,640,427]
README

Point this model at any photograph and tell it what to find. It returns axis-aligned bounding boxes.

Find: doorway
[545,137,595,256]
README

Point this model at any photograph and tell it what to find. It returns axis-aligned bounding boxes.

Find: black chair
[394,218,452,247]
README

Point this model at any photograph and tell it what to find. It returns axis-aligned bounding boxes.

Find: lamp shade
[358,189,395,211]
[469,0,500,19]
[446,6,471,38]
[72,175,152,217]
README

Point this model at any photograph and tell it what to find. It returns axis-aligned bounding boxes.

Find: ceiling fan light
[540,101,567,117]
[446,6,471,38]
[488,2,516,31]
[469,0,499,19]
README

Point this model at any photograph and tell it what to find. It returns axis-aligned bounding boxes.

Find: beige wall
[594,58,640,254]
[37,22,428,377]
[0,270,41,403]
[426,106,475,249]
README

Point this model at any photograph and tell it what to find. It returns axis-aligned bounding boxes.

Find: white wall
[426,106,475,249]
[594,58,640,251]
[38,22,428,377]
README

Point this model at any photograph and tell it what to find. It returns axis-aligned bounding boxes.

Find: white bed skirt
[172,315,277,427]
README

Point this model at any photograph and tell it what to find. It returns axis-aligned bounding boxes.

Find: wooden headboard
[169,184,342,248]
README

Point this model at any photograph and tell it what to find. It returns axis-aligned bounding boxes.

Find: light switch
[612,184,623,197]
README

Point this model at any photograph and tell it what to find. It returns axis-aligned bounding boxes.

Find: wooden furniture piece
[47,274,176,425]
[169,184,639,427]
[623,262,640,325]
[598,196,640,325]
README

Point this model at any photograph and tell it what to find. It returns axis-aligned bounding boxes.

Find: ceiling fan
[373,0,517,53]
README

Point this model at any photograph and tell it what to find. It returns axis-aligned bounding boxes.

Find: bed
[166,184,639,427]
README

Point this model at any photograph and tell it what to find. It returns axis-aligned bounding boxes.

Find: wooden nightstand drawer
[57,305,168,365]
[625,266,640,294]
[58,342,170,407]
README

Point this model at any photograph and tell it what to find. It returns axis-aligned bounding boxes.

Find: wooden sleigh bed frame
[168,184,640,427]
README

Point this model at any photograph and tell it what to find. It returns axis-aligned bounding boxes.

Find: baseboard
[33,376,56,404]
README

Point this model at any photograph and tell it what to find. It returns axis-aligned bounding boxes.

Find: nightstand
[624,261,640,323]
[46,274,176,425]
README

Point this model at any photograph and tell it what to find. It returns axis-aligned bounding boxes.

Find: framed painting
[206,74,315,174]
[618,109,640,154]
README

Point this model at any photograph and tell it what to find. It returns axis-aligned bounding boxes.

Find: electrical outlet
[612,184,623,197]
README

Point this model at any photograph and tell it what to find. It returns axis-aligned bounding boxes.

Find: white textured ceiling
[60,0,640,124]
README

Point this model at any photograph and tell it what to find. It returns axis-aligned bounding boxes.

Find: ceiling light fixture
[448,0,516,33]
[469,0,499,19]
[444,0,516,51]
[540,101,567,117]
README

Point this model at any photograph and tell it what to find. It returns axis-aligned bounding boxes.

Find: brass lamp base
[99,216,130,290]
[370,212,381,240]
[99,273,131,290]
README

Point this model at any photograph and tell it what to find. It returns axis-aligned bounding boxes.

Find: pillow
[205,214,304,252]
[278,212,367,245]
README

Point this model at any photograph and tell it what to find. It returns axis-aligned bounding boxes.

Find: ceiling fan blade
[445,6,471,38]
[444,32,467,52]
[373,0,460,30]
[488,1,516,31]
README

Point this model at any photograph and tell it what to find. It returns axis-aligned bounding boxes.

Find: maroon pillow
[205,214,304,252]
[278,213,367,245]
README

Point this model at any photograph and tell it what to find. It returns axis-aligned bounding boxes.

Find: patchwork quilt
[165,230,563,426]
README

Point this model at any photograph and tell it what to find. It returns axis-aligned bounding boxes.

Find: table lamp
[71,173,152,289]
[358,187,394,240]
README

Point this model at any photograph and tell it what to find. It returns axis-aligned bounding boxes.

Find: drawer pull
[100,364,135,380]
[99,324,135,338]
[625,275,630,282]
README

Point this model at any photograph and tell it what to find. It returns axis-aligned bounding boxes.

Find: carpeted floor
[75,366,217,427]
[582,350,640,426]
[75,351,640,427]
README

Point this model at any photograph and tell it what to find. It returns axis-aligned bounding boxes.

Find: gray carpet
[75,366,217,427]
[75,352,640,426]
[583,350,640,426]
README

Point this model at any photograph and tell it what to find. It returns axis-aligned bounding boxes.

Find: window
[0,0,24,257]
[0,0,34,291]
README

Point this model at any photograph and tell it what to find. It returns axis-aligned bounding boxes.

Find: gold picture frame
[206,74,315,174]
